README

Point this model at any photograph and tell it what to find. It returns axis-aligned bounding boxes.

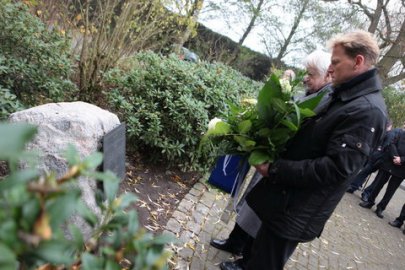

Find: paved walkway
[164,169,405,270]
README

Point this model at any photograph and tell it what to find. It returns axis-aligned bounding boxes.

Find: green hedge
[382,87,405,127]
[105,52,262,169]
[0,1,76,106]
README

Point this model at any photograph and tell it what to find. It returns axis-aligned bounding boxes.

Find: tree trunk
[175,0,204,52]
[376,19,405,86]
[274,0,309,66]
[227,0,265,65]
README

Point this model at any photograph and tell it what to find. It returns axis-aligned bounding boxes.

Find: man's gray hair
[303,50,331,77]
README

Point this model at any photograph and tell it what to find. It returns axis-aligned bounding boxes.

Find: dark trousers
[228,223,250,248]
[350,162,375,190]
[367,169,403,211]
[395,204,405,223]
[245,226,298,270]
[361,177,378,198]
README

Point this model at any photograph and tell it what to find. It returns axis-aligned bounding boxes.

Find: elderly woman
[210,49,333,269]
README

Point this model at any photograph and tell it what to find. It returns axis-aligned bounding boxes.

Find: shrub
[0,122,171,270]
[105,52,262,170]
[0,85,24,120]
[0,1,76,105]
[382,86,405,127]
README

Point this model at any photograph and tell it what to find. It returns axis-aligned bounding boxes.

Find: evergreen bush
[0,122,171,270]
[0,85,24,120]
[0,1,76,106]
[105,52,262,169]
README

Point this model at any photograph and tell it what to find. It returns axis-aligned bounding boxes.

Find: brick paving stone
[190,257,205,270]
[200,194,217,208]
[193,182,206,191]
[172,210,189,222]
[186,220,201,234]
[196,203,210,215]
[177,199,195,213]
[189,187,203,197]
[178,247,194,260]
[166,218,182,234]
[184,193,198,203]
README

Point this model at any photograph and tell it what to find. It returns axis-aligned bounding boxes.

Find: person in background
[359,123,405,218]
[300,50,333,113]
[388,203,405,234]
[346,120,399,194]
[283,69,296,81]
[220,30,387,270]
[213,50,333,269]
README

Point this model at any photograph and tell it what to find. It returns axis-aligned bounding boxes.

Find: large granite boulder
[9,101,121,239]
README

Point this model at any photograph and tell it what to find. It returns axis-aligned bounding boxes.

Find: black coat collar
[332,68,382,102]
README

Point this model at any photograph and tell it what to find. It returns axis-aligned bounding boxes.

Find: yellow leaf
[34,212,52,240]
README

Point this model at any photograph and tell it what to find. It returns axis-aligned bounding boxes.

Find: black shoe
[359,201,374,209]
[210,239,242,255]
[220,260,244,270]
[388,220,402,228]
[361,192,369,202]
[375,208,384,218]
[346,186,356,193]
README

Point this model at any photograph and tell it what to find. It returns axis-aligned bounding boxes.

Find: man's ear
[354,55,365,68]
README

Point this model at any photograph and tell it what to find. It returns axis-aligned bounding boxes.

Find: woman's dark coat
[246,69,387,242]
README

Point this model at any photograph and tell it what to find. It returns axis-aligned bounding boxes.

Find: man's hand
[254,163,271,177]
[393,156,401,165]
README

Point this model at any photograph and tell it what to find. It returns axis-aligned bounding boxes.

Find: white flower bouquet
[200,71,323,166]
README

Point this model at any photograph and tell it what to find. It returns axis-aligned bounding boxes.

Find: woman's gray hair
[303,50,331,77]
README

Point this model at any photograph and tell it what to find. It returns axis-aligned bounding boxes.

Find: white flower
[241,98,257,105]
[208,117,223,130]
[279,78,292,94]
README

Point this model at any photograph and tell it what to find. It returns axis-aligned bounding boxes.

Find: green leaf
[0,169,38,191]
[118,193,138,209]
[269,128,292,145]
[248,150,273,166]
[234,135,256,151]
[298,91,325,110]
[83,152,103,170]
[101,171,120,203]
[0,123,37,160]
[206,121,231,136]
[151,232,176,245]
[280,119,298,131]
[84,171,119,203]
[127,210,139,235]
[108,212,129,228]
[270,98,287,112]
[63,144,81,166]
[257,128,272,137]
[34,240,76,265]
[76,201,98,227]
[299,108,316,118]
[0,243,18,270]
[105,259,121,270]
[69,224,84,251]
[237,120,252,134]
[81,252,104,270]
[257,74,282,122]
[46,189,81,230]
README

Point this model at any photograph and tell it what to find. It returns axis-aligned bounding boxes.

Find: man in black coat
[359,125,405,218]
[221,30,388,270]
